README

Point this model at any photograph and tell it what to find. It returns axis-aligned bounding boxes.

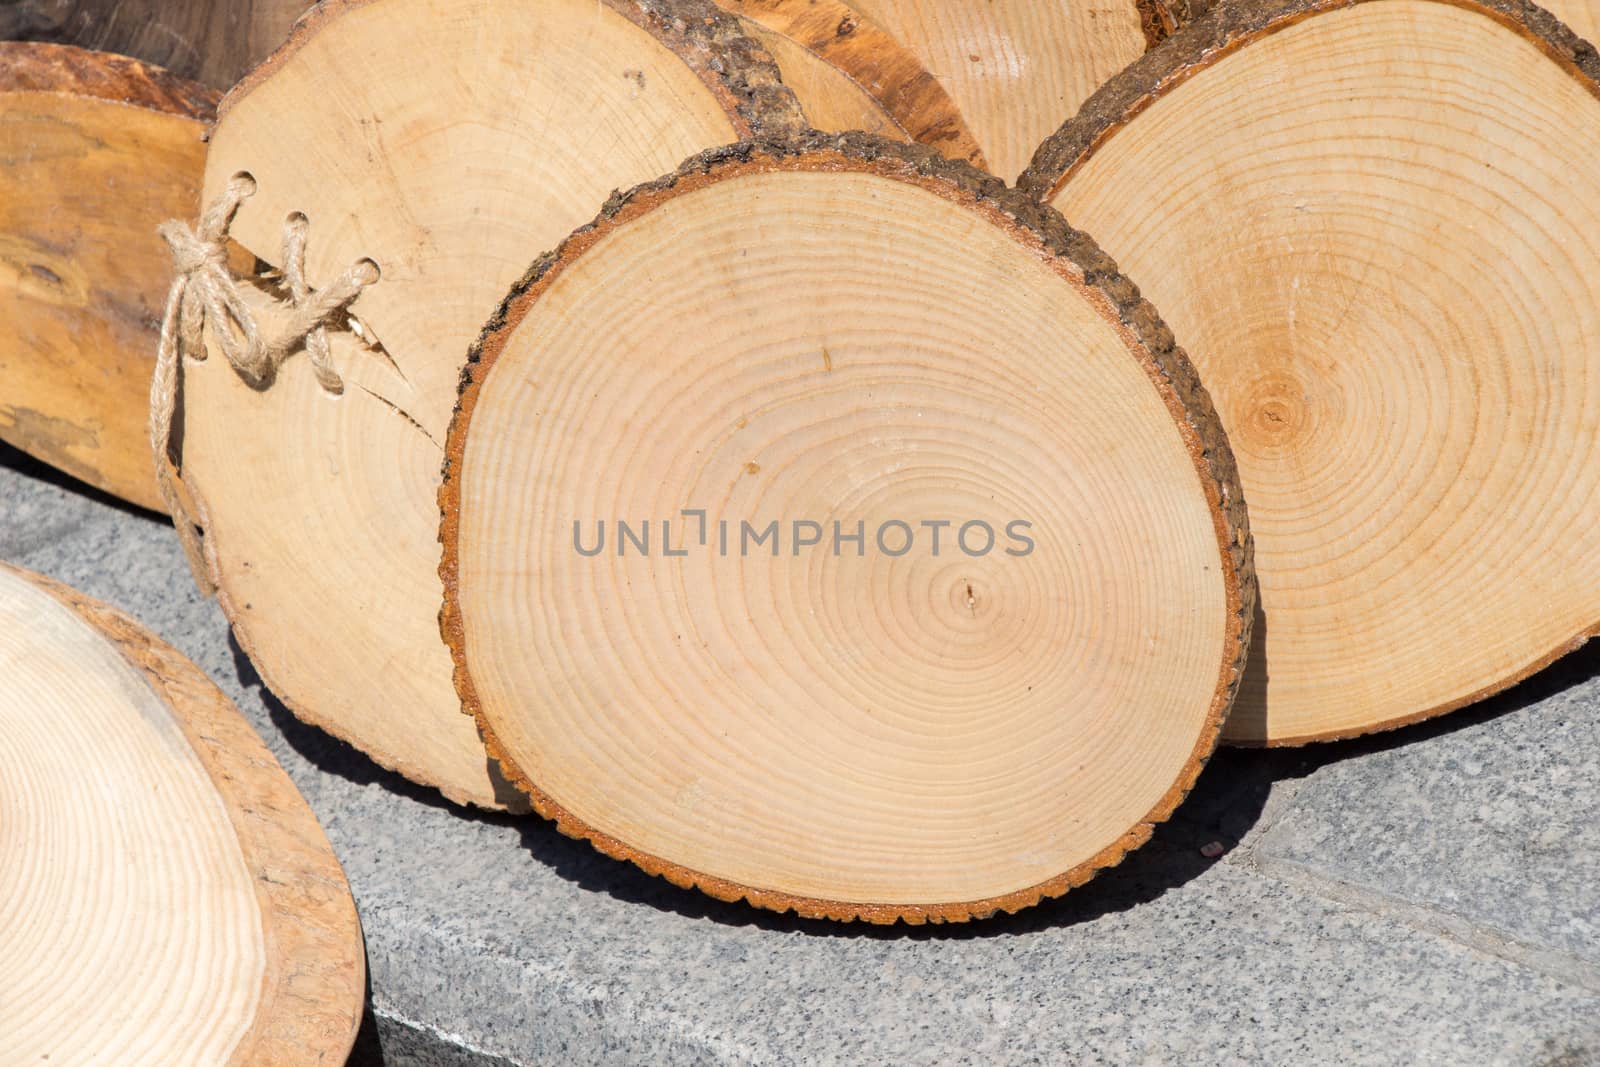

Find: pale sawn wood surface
[0,564,363,1063]
[177,0,806,809]
[441,134,1254,923]
[716,0,1170,180]
[0,42,215,513]
[1022,0,1600,745]
[0,0,309,89]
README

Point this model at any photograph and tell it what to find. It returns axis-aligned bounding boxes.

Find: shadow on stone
[0,440,162,521]
[227,633,475,817]
[346,957,385,1066]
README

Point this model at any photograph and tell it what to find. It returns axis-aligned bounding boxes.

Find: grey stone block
[0,449,110,559]
[1252,653,1600,981]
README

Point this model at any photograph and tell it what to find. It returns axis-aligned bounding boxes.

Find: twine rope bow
[149,173,379,592]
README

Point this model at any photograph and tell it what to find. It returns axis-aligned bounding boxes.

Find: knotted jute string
[150,173,379,593]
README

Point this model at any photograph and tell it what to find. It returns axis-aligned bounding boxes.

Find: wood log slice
[0,564,362,1063]
[174,0,806,808]
[440,134,1255,923]
[1020,0,1600,745]
[714,0,1180,180]
[0,0,309,90]
[0,43,214,512]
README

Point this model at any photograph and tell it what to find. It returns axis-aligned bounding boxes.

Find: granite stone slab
[1250,644,1600,983]
[3,445,1597,1065]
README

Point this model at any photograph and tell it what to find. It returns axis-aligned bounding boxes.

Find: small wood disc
[1021,0,1600,744]
[178,0,805,808]
[0,43,214,512]
[716,0,1177,180]
[442,135,1254,923]
[0,565,363,1063]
